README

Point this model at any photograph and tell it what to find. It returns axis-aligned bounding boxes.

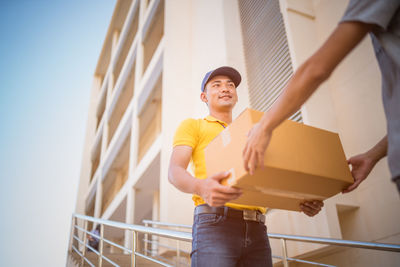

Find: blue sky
[0,1,115,266]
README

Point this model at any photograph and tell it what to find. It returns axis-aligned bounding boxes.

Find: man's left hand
[243,122,272,175]
[300,200,324,217]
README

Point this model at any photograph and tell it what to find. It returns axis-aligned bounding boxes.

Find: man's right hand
[198,171,243,207]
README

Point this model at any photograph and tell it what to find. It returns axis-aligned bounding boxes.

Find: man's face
[201,75,238,110]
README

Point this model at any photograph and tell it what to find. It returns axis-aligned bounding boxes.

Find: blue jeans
[191,210,273,267]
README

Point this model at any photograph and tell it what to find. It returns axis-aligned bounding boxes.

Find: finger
[300,204,318,216]
[210,193,242,204]
[300,204,312,216]
[216,185,243,194]
[302,201,322,214]
[316,200,324,208]
[303,201,323,210]
[211,171,231,181]
[342,179,361,193]
[249,152,257,175]
[205,194,226,207]
[231,193,242,200]
[208,200,226,207]
[215,193,242,202]
[246,130,250,137]
[257,150,264,170]
[301,204,320,215]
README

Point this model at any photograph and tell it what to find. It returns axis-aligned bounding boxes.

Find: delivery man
[243,0,400,194]
[168,66,324,267]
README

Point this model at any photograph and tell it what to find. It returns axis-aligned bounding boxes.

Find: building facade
[74,0,400,265]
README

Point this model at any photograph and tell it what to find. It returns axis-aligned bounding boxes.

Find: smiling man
[168,66,323,267]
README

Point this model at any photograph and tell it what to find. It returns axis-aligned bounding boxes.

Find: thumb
[342,179,360,193]
[347,157,355,165]
[211,171,231,181]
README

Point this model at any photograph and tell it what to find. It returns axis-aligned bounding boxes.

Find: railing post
[144,222,148,256]
[68,215,76,251]
[132,231,137,267]
[98,224,104,267]
[176,240,181,266]
[81,220,88,266]
[281,238,289,267]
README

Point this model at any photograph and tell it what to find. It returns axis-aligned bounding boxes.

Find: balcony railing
[68,214,400,267]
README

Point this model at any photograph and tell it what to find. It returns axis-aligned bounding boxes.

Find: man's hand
[243,122,272,175]
[300,200,324,217]
[343,153,376,193]
[198,171,243,207]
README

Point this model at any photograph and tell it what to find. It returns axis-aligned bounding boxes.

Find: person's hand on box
[198,171,243,207]
[243,122,272,175]
[343,136,387,193]
[300,200,324,217]
[343,153,376,193]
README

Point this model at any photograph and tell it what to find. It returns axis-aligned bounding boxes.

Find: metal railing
[142,220,191,267]
[69,214,400,267]
[69,213,191,267]
[141,220,400,267]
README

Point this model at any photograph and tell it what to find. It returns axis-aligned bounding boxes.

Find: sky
[0,0,115,266]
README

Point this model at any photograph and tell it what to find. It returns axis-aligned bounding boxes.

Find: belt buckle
[243,210,257,221]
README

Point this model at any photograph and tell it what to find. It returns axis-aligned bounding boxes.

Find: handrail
[272,255,335,267]
[268,233,400,252]
[73,213,191,242]
[143,238,191,254]
[72,233,121,267]
[143,219,192,229]
[69,214,400,267]
[142,220,400,252]
[69,213,193,267]
[72,245,95,267]
[75,224,133,254]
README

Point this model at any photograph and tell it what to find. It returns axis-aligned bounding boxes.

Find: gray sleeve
[340,0,400,30]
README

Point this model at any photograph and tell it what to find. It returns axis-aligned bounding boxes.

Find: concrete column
[101,30,120,159]
[75,75,103,215]
[160,0,195,225]
[109,30,121,92]
[94,175,103,218]
[124,186,136,250]
[151,191,160,255]
[129,109,140,178]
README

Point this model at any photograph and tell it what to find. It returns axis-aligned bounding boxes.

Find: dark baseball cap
[201,66,241,92]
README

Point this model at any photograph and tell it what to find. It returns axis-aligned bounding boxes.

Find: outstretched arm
[243,21,374,174]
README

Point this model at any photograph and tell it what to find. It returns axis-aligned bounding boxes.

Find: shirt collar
[204,115,228,127]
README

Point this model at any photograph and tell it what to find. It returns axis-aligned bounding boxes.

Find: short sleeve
[173,118,198,148]
[340,0,400,30]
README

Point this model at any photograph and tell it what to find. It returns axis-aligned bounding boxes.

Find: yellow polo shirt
[173,115,266,214]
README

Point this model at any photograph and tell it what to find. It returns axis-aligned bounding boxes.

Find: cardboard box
[204,108,353,211]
